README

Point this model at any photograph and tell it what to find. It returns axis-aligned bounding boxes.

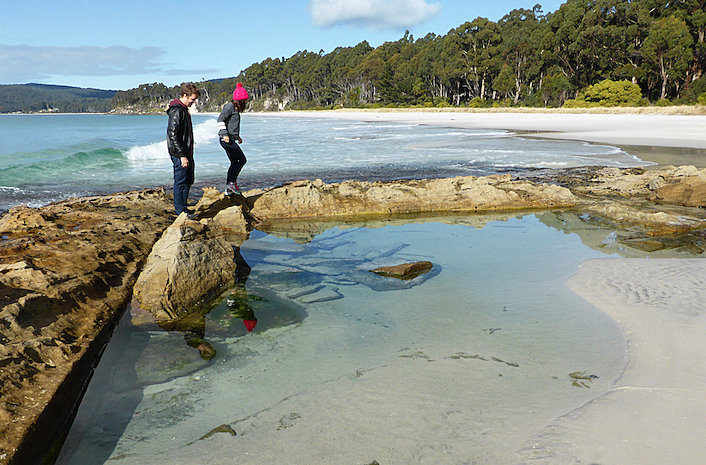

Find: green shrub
[467,97,490,108]
[563,79,645,107]
[698,93,706,106]
[562,98,585,108]
[682,76,706,103]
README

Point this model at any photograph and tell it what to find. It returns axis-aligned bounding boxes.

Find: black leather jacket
[166,99,194,158]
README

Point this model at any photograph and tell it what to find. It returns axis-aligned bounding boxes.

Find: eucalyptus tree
[642,15,694,99]
[496,7,545,104]
[447,18,502,101]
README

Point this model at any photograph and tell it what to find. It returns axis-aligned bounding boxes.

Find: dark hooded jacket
[166,99,194,158]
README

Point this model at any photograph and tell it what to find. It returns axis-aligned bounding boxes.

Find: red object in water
[243,319,257,332]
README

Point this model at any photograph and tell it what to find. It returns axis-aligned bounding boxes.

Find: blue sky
[1,0,565,91]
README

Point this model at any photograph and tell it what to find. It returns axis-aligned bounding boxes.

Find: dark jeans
[220,139,246,184]
[171,155,194,214]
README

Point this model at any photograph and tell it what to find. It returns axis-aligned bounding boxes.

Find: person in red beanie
[217,83,249,195]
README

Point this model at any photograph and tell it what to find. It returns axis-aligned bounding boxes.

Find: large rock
[564,165,706,207]
[0,189,173,465]
[654,175,706,207]
[249,176,577,219]
[132,215,239,321]
[131,188,251,322]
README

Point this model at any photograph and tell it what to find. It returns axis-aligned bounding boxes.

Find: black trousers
[220,139,246,184]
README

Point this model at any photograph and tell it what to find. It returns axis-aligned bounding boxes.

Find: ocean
[0,113,647,212]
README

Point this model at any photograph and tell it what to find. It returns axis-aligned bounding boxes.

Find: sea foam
[124,119,219,161]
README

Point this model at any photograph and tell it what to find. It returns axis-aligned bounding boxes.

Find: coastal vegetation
[0,83,115,113]
[110,0,706,113]
[2,0,705,113]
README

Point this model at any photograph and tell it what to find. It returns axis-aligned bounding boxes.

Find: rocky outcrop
[132,188,250,321]
[0,189,173,465]
[248,175,578,220]
[562,165,706,207]
[654,175,706,207]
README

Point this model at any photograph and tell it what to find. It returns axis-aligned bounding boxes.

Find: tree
[642,16,694,99]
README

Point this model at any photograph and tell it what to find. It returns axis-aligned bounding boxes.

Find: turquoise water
[0,113,646,211]
[56,214,626,465]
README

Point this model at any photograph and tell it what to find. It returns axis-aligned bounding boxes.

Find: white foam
[123,119,219,161]
[124,140,168,160]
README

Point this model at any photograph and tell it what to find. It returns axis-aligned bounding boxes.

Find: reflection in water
[226,286,258,332]
[156,248,257,360]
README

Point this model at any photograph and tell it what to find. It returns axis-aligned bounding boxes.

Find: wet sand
[557,259,706,464]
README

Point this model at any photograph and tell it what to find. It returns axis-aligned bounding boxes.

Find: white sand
[547,259,706,465]
[274,110,706,149]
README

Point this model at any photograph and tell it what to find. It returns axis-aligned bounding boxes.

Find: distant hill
[0,83,117,113]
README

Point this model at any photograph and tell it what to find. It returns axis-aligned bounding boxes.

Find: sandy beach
[266,110,706,463]
[276,109,706,166]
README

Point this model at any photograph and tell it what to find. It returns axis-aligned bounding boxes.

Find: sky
[0,0,566,91]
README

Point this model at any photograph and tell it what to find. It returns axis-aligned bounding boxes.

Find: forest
[0,84,115,113]
[111,0,706,112]
[8,0,704,113]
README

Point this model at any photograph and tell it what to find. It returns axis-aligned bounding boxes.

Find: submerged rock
[370,261,434,280]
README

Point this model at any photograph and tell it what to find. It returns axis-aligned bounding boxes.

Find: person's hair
[233,99,247,113]
[181,82,200,98]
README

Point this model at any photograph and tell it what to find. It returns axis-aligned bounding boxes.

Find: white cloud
[0,44,214,84]
[309,0,442,29]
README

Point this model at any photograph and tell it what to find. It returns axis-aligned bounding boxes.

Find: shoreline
[268,110,706,166]
[556,259,706,464]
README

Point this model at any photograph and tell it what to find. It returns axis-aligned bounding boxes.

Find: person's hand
[180,157,189,167]
[237,137,243,144]
[223,135,230,143]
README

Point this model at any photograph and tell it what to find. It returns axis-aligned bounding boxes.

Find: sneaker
[225,182,242,195]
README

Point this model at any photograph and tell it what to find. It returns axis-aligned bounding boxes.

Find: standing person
[217,83,249,195]
[167,82,200,216]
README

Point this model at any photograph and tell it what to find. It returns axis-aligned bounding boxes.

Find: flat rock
[371,261,434,280]
[249,176,577,219]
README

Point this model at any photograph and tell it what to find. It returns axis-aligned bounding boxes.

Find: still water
[56,213,626,465]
